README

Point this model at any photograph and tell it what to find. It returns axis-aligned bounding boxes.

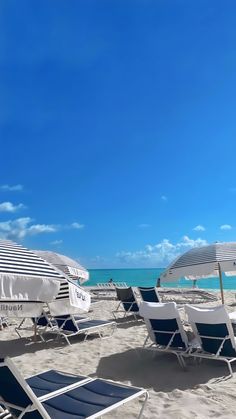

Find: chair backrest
[139,301,188,349]
[54,315,79,332]
[32,311,52,327]
[185,304,236,357]
[0,358,45,418]
[138,287,161,303]
[115,287,139,312]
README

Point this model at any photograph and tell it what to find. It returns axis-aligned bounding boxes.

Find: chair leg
[225,360,233,377]
[15,328,22,339]
[138,392,149,419]
[62,334,71,345]
[178,354,187,369]
[0,411,11,419]
[143,335,149,348]
[38,332,45,342]
[176,353,186,369]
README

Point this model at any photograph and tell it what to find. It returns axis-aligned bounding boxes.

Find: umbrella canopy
[34,250,89,284]
[160,242,236,304]
[0,240,90,317]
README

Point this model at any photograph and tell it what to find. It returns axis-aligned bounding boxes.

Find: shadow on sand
[0,335,67,358]
[95,348,234,392]
[0,332,104,358]
[110,316,144,329]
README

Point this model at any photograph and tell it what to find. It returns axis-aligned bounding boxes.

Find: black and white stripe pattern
[171,243,236,269]
[55,280,70,300]
[33,250,89,283]
[0,241,91,315]
[0,240,65,280]
[56,265,83,281]
[0,240,72,301]
[161,242,236,282]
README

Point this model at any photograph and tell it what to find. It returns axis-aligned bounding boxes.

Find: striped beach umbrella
[34,250,89,284]
[160,242,236,304]
[0,240,90,318]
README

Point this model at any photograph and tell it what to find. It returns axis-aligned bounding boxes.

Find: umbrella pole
[218,263,224,304]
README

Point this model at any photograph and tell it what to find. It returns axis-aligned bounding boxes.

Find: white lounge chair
[139,301,189,368]
[42,314,117,345]
[185,304,236,376]
[15,311,56,340]
[97,282,128,289]
[0,357,148,418]
[15,310,89,338]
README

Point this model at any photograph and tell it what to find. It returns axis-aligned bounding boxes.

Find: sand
[1,289,236,418]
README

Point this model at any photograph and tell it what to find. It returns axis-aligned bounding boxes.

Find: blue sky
[1,0,236,268]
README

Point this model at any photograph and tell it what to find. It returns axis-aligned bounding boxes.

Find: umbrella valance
[0,240,90,317]
[34,250,89,284]
[0,241,63,303]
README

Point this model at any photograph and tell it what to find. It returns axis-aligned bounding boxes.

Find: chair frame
[113,287,140,320]
[42,315,117,345]
[15,310,55,341]
[15,310,96,344]
[0,357,148,419]
[143,326,187,368]
[185,305,236,377]
[186,334,236,376]
[140,302,189,368]
[0,404,11,419]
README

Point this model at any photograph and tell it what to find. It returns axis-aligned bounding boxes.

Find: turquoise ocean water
[85,268,236,290]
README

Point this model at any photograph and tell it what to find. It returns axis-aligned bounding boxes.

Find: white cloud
[220,224,232,230]
[0,202,25,212]
[193,225,205,231]
[0,217,58,240]
[116,236,208,267]
[0,217,32,240]
[161,195,167,201]
[0,184,23,191]
[88,255,107,268]
[91,255,105,263]
[50,239,63,245]
[138,223,151,228]
[71,222,84,229]
[28,224,57,235]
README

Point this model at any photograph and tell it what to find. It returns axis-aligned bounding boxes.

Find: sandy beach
[1,290,236,418]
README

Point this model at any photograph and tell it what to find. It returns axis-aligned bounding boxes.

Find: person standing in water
[192,279,197,288]
[156,277,161,287]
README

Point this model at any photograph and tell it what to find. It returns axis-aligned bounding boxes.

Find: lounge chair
[185,304,236,376]
[96,282,128,289]
[15,311,55,340]
[139,301,189,368]
[0,357,148,418]
[43,314,117,345]
[138,287,161,303]
[113,286,140,320]
[15,312,92,342]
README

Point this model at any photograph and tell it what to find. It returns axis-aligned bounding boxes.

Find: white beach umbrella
[34,250,89,284]
[0,240,90,318]
[160,242,236,304]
